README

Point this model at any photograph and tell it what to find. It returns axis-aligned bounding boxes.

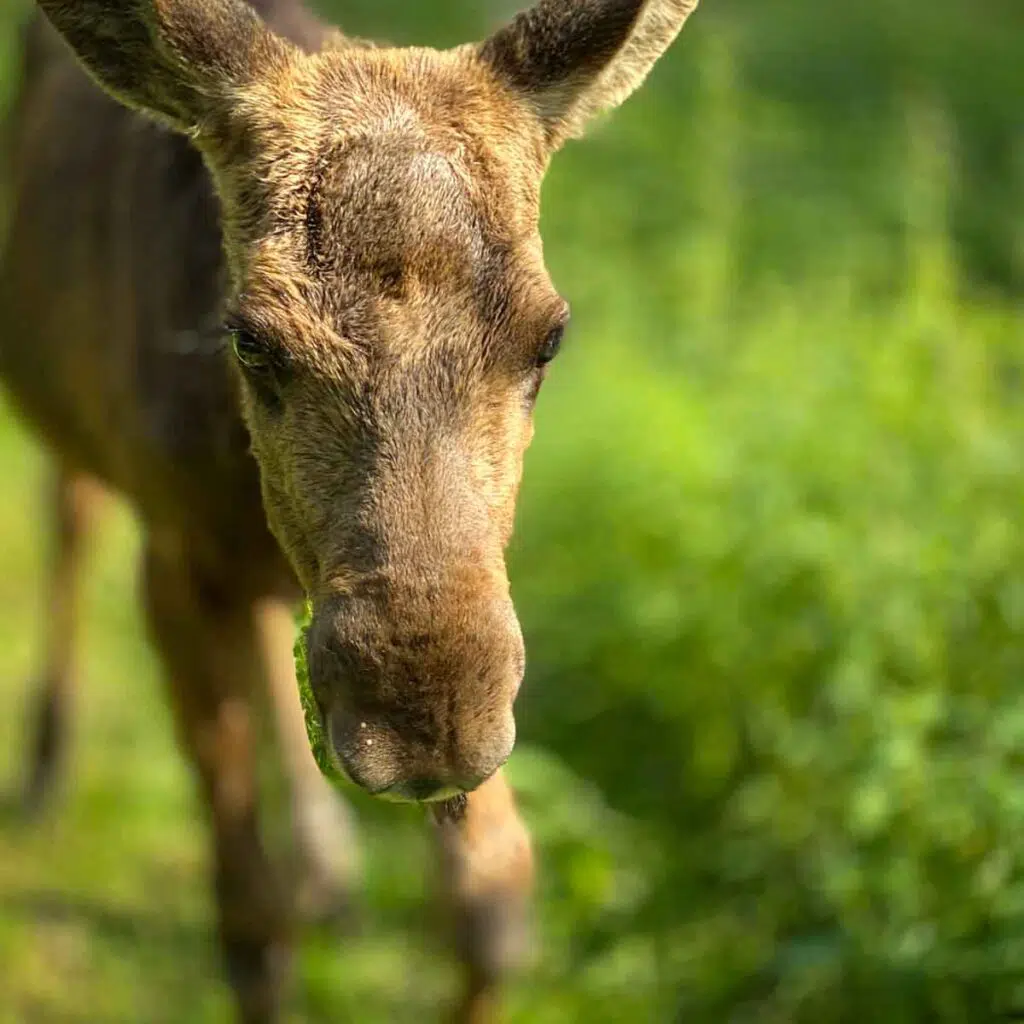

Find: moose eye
[230,329,272,372]
[536,323,565,368]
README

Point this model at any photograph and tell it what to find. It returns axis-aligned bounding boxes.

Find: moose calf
[0,0,700,1020]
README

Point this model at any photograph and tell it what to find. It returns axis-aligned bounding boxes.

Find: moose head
[36,0,700,803]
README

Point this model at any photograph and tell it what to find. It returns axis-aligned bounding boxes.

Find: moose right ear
[35,0,289,133]
[478,0,700,148]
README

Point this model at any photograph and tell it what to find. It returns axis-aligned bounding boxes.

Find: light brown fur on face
[210,48,568,795]
[1,1,700,1020]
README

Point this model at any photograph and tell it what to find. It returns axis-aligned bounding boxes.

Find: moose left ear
[34,0,290,134]
[478,0,700,148]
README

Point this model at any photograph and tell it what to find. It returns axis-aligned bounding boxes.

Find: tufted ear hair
[478,0,700,148]
[34,0,292,133]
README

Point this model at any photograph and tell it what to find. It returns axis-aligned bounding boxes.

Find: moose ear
[34,0,289,133]
[478,0,700,147]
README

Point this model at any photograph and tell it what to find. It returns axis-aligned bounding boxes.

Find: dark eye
[231,328,272,373]
[536,323,565,368]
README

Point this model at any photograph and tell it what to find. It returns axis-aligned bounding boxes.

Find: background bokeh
[1,1,1024,1021]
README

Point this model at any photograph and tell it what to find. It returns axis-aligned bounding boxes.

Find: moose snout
[306,579,524,803]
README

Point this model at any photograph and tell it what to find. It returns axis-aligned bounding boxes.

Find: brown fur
[0,1,700,1020]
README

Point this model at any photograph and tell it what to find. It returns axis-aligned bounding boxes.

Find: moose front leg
[141,544,292,1024]
[22,465,104,812]
[432,772,535,1024]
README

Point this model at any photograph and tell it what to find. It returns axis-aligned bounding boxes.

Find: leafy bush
[504,248,1024,1021]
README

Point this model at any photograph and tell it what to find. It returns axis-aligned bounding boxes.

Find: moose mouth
[375,780,468,805]
[331,742,471,820]
[322,703,489,808]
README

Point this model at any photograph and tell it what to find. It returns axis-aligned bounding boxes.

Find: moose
[0,0,700,1020]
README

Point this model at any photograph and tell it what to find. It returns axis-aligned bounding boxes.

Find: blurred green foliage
[1,0,1024,1021]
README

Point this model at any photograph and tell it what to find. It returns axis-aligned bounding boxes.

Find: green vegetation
[1,0,1023,1021]
[293,603,343,792]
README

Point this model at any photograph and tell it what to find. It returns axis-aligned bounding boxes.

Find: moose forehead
[310,135,489,290]
[234,61,562,366]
